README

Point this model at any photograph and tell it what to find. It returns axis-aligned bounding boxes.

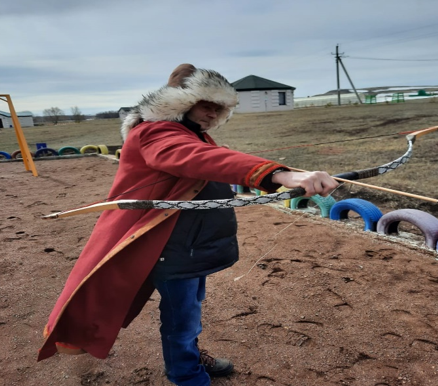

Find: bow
[42,125,437,219]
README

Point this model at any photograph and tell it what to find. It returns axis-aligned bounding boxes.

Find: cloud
[228,50,281,58]
[1,0,117,16]
[1,0,438,114]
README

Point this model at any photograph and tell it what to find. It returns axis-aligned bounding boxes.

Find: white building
[232,75,295,113]
[0,110,34,128]
[118,107,132,121]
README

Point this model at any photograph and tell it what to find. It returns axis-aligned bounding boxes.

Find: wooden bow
[42,125,438,219]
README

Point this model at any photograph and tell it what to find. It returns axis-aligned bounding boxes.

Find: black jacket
[151,117,239,280]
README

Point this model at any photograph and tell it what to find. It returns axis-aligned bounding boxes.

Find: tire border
[97,144,109,155]
[329,198,383,231]
[35,147,59,158]
[290,194,337,218]
[377,208,438,249]
[58,146,81,155]
[11,150,35,159]
[0,151,12,160]
[80,145,99,154]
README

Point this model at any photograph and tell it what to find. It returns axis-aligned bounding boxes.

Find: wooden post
[0,94,38,176]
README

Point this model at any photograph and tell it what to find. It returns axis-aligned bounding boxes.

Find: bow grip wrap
[334,168,379,181]
[118,201,156,210]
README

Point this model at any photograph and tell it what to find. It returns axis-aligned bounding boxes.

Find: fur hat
[121,64,238,141]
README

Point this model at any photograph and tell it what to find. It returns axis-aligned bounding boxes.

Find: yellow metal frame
[0,94,38,176]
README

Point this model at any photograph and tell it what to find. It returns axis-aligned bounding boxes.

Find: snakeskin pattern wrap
[118,187,307,210]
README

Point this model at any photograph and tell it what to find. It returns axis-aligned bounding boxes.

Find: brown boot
[199,349,234,377]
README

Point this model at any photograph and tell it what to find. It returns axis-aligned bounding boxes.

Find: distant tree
[43,107,65,125]
[33,115,45,125]
[33,115,44,126]
[71,106,85,123]
[95,110,119,119]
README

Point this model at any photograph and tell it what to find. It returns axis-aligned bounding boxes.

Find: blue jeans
[153,276,210,386]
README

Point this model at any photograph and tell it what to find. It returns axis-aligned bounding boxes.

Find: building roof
[118,107,133,112]
[0,110,33,117]
[232,75,295,91]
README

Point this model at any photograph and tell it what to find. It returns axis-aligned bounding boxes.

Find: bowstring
[232,129,428,281]
[234,183,345,281]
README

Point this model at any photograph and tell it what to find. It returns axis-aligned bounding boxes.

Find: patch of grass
[1,99,436,213]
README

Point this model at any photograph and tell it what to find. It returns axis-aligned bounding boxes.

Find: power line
[348,56,438,62]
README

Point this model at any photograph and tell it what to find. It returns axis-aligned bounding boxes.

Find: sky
[1,0,438,116]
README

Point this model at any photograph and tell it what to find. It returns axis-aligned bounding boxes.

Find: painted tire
[80,145,99,154]
[11,150,23,159]
[58,146,81,155]
[35,147,59,158]
[0,151,12,160]
[115,149,121,159]
[11,150,35,159]
[377,209,438,249]
[97,144,109,155]
[330,198,383,231]
[275,186,291,208]
[290,194,336,218]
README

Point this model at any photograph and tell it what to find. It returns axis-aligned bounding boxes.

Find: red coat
[38,121,287,361]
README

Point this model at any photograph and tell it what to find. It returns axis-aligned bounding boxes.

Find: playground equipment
[391,93,405,103]
[0,94,38,176]
[408,89,437,98]
[364,94,377,104]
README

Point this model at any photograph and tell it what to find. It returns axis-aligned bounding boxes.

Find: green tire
[58,146,81,155]
[290,194,337,218]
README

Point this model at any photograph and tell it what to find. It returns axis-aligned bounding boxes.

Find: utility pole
[335,45,341,105]
[332,45,363,105]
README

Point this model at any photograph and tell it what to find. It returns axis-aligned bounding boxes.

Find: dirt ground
[1,156,438,386]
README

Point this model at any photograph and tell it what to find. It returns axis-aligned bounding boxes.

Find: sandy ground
[1,156,438,386]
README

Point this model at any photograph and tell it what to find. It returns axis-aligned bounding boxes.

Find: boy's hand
[272,171,338,197]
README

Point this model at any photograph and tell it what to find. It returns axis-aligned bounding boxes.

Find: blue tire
[35,147,59,158]
[0,151,12,160]
[330,198,383,231]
